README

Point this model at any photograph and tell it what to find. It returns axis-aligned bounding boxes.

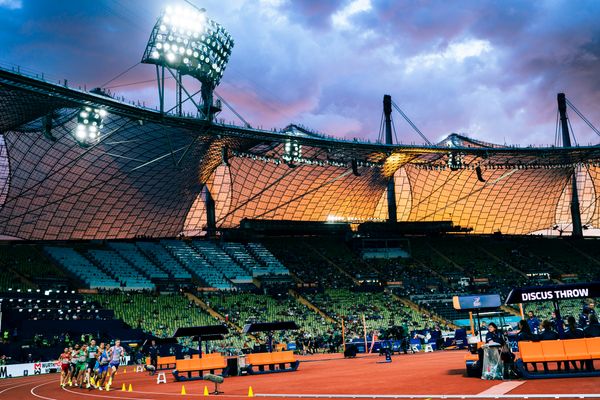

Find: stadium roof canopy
[1,68,599,240]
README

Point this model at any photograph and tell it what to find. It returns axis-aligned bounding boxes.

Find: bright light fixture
[282,140,301,162]
[72,106,107,147]
[141,5,234,86]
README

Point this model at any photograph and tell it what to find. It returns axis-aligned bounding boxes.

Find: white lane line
[31,380,59,400]
[0,375,50,387]
[255,394,600,399]
[61,385,160,400]
[0,376,52,394]
[478,382,526,395]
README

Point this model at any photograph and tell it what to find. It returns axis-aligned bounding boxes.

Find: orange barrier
[563,339,591,361]
[191,353,222,359]
[587,337,600,359]
[245,351,299,374]
[519,338,600,363]
[173,354,228,381]
[146,355,177,369]
[517,338,600,378]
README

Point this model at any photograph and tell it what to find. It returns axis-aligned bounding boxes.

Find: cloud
[331,0,372,30]
[404,38,492,74]
[2,0,600,146]
[0,0,21,10]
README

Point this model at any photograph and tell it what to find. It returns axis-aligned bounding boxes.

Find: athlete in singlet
[67,345,79,386]
[107,339,125,388]
[95,343,110,391]
[85,339,98,389]
[75,344,88,388]
[58,348,71,387]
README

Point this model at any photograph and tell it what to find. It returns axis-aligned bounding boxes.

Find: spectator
[527,311,540,334]
[485,322,505,346]
[564,316,584,371]
[539,320,559,373]
[579,306,592,328]
[549,311,564,337]
[583,314,600,338]
[516,320,537,372]
[516,319,535,341]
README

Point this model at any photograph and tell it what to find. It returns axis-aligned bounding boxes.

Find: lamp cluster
[73,106,106,147]
[413,161,600,171]
[231,149,383,168]
[326,215,386,223]
[282,140,302,163]
[143,5,233,85]
[447,152,463,170]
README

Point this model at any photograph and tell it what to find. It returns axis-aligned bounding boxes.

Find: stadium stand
[44,246,121,289]
[221,242,268,276]
[1,236,597,364]
[202,292,334,338]
[0,244,68,290]
[108,242,169,279]
[190,241,253,283]
[89,292,214,339]
[262,238,354,287]
[161,240,234,290]
[245,243,290,275]
[86,249,155,291]
[305,289,437,336]
[135,241,192,280]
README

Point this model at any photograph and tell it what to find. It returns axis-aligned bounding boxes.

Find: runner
[95,343,110,391]
[85,339,98,389]
[75,344,88,388]
[66,345,78,387]
[107,339,125,390]
[58,347,71,387]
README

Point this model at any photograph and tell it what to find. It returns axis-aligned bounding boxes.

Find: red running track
[1,351,599,399]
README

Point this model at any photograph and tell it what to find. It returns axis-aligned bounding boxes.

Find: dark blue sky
[1,0,600,145]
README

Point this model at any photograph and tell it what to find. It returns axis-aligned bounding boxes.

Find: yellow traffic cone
[129,383,133,392]
[124,368,127,374]
[181,385,187,395]
[248,386,254,397]
[122,383,126,391]
[204,385,209,396]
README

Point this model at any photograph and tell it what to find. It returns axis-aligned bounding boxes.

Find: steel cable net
[1,81,600,239]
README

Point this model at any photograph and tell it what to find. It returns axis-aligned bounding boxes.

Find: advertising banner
[505,282,600,304]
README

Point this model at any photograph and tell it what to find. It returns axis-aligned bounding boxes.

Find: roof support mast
[557,93,583,238]
[384,94,397,223]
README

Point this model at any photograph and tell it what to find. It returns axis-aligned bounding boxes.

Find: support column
[557,93,583,238]
[204,187,216,238]
[176,71,183,116]
[384,94,397,223]
[201,81,215,121]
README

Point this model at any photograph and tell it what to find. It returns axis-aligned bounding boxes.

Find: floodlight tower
[141,5,234,120]
[557,93,583,238]
[383,95,397,223]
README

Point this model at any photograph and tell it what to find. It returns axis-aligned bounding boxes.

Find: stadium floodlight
[72,106,107,147]
[447,152,463,171]
[282,140,301,163]
[141,5,234,118]
[142,5,233,86]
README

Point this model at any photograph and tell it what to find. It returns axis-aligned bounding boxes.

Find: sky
[1,0,599,146]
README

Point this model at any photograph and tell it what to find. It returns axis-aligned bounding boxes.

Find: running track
[1,351,599,399]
